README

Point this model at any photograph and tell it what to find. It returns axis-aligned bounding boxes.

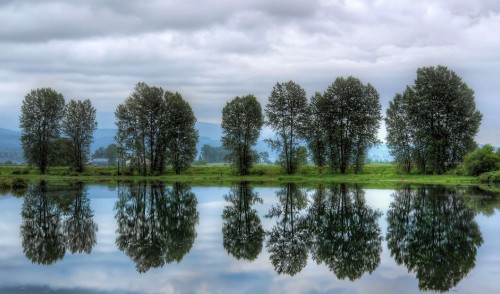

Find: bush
[478,171,500,183]
[462,145,500,176]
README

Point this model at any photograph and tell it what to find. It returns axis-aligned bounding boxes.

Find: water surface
[0,182,499,294]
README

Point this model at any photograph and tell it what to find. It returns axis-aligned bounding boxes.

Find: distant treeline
[18,65,489,176]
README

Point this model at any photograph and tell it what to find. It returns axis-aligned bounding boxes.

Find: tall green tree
[265,81,309,174]
[222,95,263,175]
[20,88,65,173]
[311,77,381,174]
[62,99,97,172]
[306,93,328,172]
[385,88,414,173]
[386,66,482,174]
[115,82,168,175]
[165,93,199,174]
[115,83,198,175]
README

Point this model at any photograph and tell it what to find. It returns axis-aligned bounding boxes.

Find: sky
[0,0,499,145]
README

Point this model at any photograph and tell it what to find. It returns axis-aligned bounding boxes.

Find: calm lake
[0,182,499,294]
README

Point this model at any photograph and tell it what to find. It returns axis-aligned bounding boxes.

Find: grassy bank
[0,164,479,187]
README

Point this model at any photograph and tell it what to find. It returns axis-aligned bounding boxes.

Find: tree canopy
[20,88,66,173]
[62,99,97,172]
[386,66,482,174]
[115,82,198,175]
[265,81,309,174]
[308,77,381,174]
[222,95,263,175]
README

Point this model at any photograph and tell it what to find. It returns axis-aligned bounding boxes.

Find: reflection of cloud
[0,186,499,293]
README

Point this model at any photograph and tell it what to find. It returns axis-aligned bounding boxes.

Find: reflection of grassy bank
[0,164,479,188]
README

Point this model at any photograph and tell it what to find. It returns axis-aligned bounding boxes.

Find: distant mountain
[0,128,23,163]
[11,123,488,165]
[0,128,21,149]
[91,128,117,152]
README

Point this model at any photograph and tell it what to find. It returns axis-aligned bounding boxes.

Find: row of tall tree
[20,65,482,175]
[20,88,97,173]
[222,78,381,175]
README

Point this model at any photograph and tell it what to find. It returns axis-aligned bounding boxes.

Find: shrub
[478,171,500,183]
[462,145,500,176]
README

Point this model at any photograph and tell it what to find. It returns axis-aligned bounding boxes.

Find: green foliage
[20,88,66,173]
[265,183,309,275]
[462,145,500,176]
[385,89,414,173]
[309,77,382,174]
[265,81,309,174]
[478,171,500,183]
[92,144,118,165]
[222,182,264,261]
[115,182,199,272]
[62,99,97,172]
[222,95,263,175]
[20,182,97,264]
[200,144,228,163]
[49,137,73,167]
[386,186,483,291]
[165,93,199,174]
[307,184,382,280]
[11,177,29,189]
[115,82,168,175]
[386,66,482,174]
[115,83,198,175]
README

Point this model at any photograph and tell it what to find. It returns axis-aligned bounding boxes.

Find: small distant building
[92,158,109,166]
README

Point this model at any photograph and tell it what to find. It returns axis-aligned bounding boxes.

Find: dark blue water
[0,182,499,294]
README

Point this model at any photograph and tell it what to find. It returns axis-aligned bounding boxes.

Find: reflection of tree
[307,184,382,280]
[115,182,199,273]
[222,182,264,261]
[63,182,98,254]
[21,182,99,265]
[21,182,65,265]
[265,183,309,276]
[386,185,483,292]
[462,185,500,217]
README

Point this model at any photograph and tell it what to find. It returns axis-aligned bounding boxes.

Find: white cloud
[0,0,498,143]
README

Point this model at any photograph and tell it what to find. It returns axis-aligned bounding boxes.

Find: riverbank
[0,164,479,188]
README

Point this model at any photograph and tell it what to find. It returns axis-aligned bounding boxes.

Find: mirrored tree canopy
[21,181,97,265]
[307,184,383,281]
[115,181,199,273]
[386,185,484,292]
[265,183,309,276]
[222,182,264,261]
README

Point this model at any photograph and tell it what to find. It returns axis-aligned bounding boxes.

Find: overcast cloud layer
[1,0,499,144]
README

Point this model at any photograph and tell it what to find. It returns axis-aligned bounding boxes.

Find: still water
[0,182,499,294]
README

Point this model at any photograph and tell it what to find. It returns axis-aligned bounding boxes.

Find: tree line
[19,65,484,175]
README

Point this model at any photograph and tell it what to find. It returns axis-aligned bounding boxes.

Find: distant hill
[91,128,117,152]
[12,123,490,165]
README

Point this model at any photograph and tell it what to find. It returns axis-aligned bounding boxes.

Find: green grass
[0,164,480,188]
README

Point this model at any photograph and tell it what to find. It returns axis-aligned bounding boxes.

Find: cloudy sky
[1,0,499,144]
